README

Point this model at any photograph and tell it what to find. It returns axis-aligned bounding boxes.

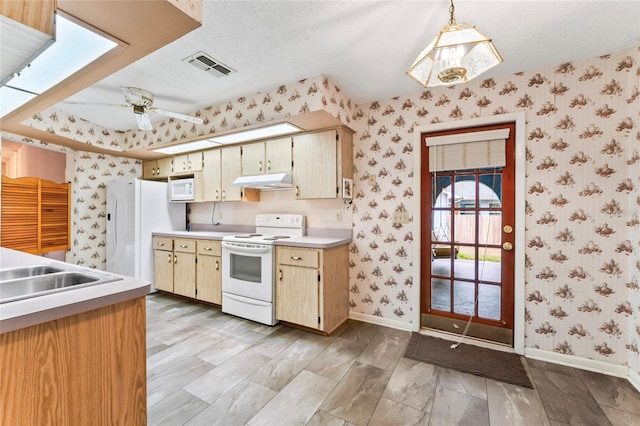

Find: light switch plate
[392,211,410,224]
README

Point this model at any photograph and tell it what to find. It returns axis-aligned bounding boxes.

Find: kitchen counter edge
[152,231,352,249]
[0,249,150,334]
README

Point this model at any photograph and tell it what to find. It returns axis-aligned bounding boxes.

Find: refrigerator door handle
[113,195,118,248]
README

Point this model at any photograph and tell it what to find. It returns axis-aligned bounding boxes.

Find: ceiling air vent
[182,51,235,77]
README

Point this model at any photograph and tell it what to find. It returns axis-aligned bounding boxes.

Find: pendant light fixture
[406,0,502,87]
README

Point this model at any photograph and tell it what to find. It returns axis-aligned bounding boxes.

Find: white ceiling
[56,0,640,132]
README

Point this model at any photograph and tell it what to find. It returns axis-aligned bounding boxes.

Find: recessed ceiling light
[1,13,117,117]
[207,122,302,145]
[152,140,219,155]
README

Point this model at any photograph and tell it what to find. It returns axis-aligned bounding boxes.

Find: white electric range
[221,214,306,325]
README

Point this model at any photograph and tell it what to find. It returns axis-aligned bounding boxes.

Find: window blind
[426,128,510,172]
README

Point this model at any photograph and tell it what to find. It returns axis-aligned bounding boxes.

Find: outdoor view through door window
[421,123,515,346]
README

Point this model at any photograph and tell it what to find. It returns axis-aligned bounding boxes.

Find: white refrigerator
[106,178,186,291]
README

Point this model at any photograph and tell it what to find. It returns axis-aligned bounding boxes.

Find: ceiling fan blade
[61,101,128,108]
[135,112,153,131]
[149,106,203,124]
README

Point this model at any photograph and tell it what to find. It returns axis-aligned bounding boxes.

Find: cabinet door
[197,254,221,304]
[143,160,157,179]
[293,130,337,199]
[241,142,265,175]
[173,251,196,298]
[153,249,174,292]
[173,154,188,174]
[156,158,172,178]
[265,137,292,173]
[188,152,203,172]
[221,146,242,201]
[276,265,319,329]
[202,149,222,201]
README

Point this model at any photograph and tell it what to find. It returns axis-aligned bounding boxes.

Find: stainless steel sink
[0,269,121,304]
[0,265,65,281]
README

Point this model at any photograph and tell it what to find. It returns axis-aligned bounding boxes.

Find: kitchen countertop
[0,248,151,334]
[152,229,352,249]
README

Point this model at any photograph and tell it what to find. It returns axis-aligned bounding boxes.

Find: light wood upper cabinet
[221,145,243,201]
[241,142,265,175]
[143,158,172,179]
[201,149,222,202]
[293,130,338,199]
[173,152,203,175]
[275,244,349,333]
[242,137,292,176]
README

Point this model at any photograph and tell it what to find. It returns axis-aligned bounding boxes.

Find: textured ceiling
[55,0,640,132]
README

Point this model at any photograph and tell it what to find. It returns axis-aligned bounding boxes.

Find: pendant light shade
[407,1,502,87]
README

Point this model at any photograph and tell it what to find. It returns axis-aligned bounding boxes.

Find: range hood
[232,173,293,190]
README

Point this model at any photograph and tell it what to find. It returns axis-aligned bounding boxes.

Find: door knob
[503,225,513,234]
[503,242,513,251]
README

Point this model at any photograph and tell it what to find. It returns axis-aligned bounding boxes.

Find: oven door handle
[221,241,272,254]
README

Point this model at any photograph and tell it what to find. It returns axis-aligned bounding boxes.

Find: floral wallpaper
[3,44,638,375]
[348,45,639,372]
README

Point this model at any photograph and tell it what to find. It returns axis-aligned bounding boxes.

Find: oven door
[221,241,273,302]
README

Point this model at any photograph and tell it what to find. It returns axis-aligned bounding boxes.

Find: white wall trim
[349,311,414,332]
[412,112,527,353]
[525,347,629,378]
[629,368,640,393]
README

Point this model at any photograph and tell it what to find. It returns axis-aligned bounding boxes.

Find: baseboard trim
[629,368,640,393]
[524,347,628,378]
[349,311,414,332]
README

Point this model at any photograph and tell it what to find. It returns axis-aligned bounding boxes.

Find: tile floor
[146,294,640,425]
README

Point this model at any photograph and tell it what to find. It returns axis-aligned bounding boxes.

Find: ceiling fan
[63,87,203,131]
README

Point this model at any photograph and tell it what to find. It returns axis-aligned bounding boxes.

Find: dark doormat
[403,333,533,388]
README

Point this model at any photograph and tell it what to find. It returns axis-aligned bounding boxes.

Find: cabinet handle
[291,256,302,261]
[259,160,263,172]
[295,186,299,197]
[279,269,283,281]
[216,260,220,271]
[188,161,192,170]
[157,242,165,246]
[267,160,271,171]
[180,244,188,248]
[167,254,172,263]
[215,190,220,200]
[183,161,187,170]
[152,168,156,176]
[222,190,226,200]
[174,255,178,264]
[204,247,212,251]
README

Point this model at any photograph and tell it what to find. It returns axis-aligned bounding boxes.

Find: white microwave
[169,177,195,202]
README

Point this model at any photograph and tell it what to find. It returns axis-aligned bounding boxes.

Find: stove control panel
[255,214,306,229]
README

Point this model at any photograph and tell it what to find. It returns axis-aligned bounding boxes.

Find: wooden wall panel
[0,297,147,425]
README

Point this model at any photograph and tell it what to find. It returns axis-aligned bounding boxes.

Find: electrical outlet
[392,211,410,224]
[335,211,342,221]
[368,175,376,185]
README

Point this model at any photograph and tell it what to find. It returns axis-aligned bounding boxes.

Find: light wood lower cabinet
[173,238,197,298]
[153,236,174,292]
[275,244,349,333]
[196,239,222,304]
[153,236,222,305]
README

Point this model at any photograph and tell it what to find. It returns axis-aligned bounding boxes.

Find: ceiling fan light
[406,3,502,87]
[132,104,145,115]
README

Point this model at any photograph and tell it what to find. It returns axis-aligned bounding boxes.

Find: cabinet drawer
[174,238,196,253]
[277,247,319,268]
[153,237,173,250]
[197,240,221,256]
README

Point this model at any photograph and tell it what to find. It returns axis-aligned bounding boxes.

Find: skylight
[1,13,117,117]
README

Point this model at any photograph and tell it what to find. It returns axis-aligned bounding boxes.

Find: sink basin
[0,271,121,304]
[0,265,65,281]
